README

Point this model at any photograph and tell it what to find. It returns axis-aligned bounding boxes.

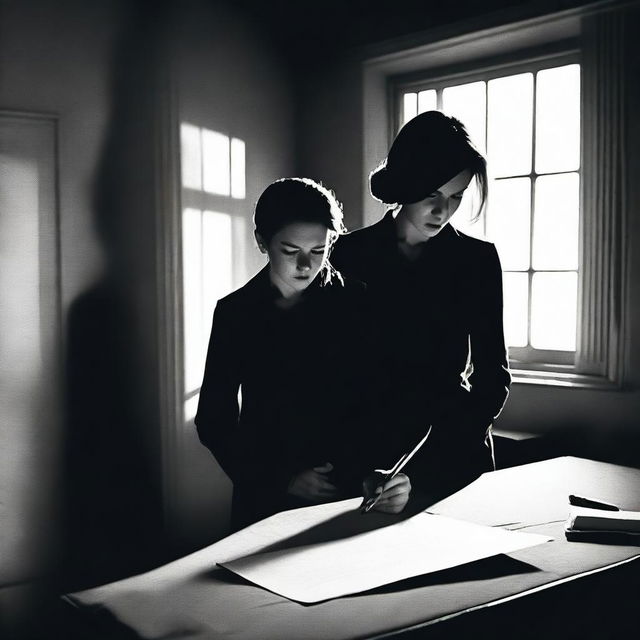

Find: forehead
[273,222,330,246]
[437,169,473,195]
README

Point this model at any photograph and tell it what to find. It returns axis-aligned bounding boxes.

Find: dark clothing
[195,267,375,530]
[331,212,511,500]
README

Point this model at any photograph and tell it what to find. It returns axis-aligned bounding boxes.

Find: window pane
[531,271,577,351]
[503,272,529,348]
[532,173,579,270]
[442,81,486,153]
[183,208,204,393]
[202,129,230,196]
[486,178,531,271]
[180,123,202,190]
[402,93,418,127]
[231,137,246,200]
[418,89,437,114]
[535,64,580,173]
[487,73,533,177]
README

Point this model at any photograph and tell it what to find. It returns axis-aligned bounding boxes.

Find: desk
[64,457,640,639]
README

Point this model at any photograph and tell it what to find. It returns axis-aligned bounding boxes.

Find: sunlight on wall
[0,115,57,585]
[180,123,246,422]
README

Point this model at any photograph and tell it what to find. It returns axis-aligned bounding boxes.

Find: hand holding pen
[360,425,433,514]
[361,472,412,514]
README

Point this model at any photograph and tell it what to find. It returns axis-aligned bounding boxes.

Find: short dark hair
[254,178,346,242]
[370,111,488,219]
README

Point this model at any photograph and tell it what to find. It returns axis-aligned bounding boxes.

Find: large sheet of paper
[220,512,552,603]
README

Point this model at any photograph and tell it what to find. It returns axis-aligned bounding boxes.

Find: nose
[296,252,311,271]
[430,195,449,219]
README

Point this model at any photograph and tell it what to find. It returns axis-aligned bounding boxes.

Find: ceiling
[231,0,595,64]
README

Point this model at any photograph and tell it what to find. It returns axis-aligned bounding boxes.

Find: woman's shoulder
[332,213,394,273]
[337,213,392,249]
[321,270,367,297]
[215,267,271,312]
[448,227,499,259]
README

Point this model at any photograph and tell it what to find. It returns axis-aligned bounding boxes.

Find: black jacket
[195,267,375,529]
[331,212,511,499]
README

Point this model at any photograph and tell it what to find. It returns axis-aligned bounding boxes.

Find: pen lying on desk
[361,425,433,514]
[569,494,620,511]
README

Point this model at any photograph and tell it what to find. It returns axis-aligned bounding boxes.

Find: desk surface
[65,457,640,639]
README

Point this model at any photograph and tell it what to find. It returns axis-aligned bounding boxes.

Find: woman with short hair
[332,111,511,503]
[196,177,411,530]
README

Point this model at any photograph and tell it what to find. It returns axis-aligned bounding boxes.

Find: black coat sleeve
[466,243,511,426]
[405,244,511,496]
[194,299,242,482]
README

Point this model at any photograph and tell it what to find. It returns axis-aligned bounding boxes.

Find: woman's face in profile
[398,169,472,241]
[259,222,332,298]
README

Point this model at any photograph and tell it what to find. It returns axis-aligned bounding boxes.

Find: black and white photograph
[1,0,639,638]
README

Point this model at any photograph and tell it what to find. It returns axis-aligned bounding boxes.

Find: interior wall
[168,0,295,551]
[0,4,296,634]
[0,0,123,634]
[295,3,640,464]
[296,59,363,231]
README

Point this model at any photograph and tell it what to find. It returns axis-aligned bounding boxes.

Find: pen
[361,425,433,514]
[568,494,620,511]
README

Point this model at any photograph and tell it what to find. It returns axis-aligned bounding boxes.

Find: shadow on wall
[58,1,171,592]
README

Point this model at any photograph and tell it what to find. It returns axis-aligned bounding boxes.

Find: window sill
[511,368,620,390]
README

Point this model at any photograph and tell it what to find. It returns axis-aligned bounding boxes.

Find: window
[398,58,581,370]
[180,123,247,421]
[362,2,632,388]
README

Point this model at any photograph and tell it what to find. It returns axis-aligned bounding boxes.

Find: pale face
[396,169,473,243]
[257,222,332,298]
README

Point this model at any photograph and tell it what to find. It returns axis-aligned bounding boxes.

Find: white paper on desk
[220,512,552,603]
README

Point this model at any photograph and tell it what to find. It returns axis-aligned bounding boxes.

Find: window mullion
[528,70,537,351]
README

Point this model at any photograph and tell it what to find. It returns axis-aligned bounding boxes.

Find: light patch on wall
[180,122,247,423]
[0,114,57,585]
[182,208,233,398]
[230,138,246,199]
[180,123,203,190]
[180,123,246,199]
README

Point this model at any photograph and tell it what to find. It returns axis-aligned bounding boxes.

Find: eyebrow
[280,241,326,250]
[432,187,468,196]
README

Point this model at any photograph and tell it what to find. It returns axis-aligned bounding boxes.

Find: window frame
[392,49,581,374]
[360,3,628,390]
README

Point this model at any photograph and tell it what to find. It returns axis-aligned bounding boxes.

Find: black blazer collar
[377,208,461,249]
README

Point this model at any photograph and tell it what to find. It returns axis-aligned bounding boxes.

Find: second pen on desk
[361,425,433,514]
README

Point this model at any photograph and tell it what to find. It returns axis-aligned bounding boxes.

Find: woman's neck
[394,210,429,261]
[269,268,305,309]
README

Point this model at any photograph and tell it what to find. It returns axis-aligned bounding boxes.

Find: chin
[291,277,311,289]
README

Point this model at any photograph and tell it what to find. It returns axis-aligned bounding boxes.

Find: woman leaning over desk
[332,111,511,504]
[195,178,410,530]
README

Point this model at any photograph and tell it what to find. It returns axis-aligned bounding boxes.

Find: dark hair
[370,111,488,219]
[254,177,346,242]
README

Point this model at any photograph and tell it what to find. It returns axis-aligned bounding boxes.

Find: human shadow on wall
[59,0,172,593]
